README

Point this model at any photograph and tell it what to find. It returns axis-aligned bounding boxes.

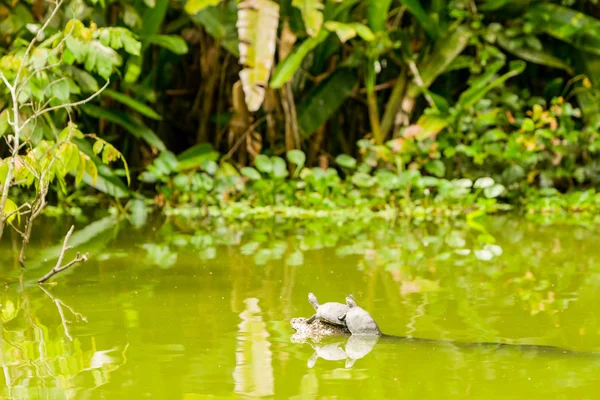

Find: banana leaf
[236,0,280,111]
[525,3,600,56]
[297,68,358,137]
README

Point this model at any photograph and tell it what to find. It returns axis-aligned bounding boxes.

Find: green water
[2,216,600,399]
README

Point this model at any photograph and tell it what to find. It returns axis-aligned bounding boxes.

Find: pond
[1,215,600,399]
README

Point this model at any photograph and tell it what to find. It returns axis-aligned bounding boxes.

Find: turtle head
[346,296,357,308]
[308,293,319,310]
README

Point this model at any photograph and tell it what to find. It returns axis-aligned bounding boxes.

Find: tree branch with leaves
[0,0,135,276]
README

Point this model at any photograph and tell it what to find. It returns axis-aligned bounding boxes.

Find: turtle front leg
[338,313,346,322]
[307,315,317,324]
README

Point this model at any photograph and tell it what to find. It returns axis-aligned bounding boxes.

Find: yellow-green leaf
[62,142,81,173]
[84,156,99,184]
[0,160,8,185]
[292,0,324,37]
[93,140,104,154]
[4,198,19,224]
[236,0,279,111]
[184,0,223,15]
[324,21,356,42]
[0,109,9,138]
[76,153,86,184]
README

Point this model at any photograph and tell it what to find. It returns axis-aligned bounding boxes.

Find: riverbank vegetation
[2,0,600,235]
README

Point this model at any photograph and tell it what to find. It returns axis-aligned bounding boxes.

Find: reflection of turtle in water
[307,341,348,368]
[338,296,382,336]
[307,293,348,327]
[344,335,379,368]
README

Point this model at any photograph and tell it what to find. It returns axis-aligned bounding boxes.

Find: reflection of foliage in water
[0,285,128,398]
[140,214,600,329]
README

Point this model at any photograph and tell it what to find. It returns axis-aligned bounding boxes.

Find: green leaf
[336,154,357,169]
[236,0,280,111]
[241,166,262,180]
[177,143,220,171]
[145,34,189,55]
[0,110,9,138]
[414,114,450,139]
[398,0,438,39]
[474,177,494,189]
[0,162,7,186]
[526,4,600,56]
[82,105,166,152]
[189,3,240,56]
[4,199,19,224]
[185,0,223,14]
[124,56,142,84]
[522,118,535,131]
[367,0,392,33]
[51,79,70,101]
[270,29,329,88]
[324,21,375,43]
[76,153,86,184]
[406,26,472,98]
[352,172,375,188]
[85,41,122,79]
[292,0,324,37]
[271,156,288,179]
[484,184,505,198]
[79,162,129,198]
[69,66,99,93]
[457,61,526,109]
[85,156,99,184]
[287,150,306,166]
[103,89,162,120]
[93,140,104,154]
[61,143,81,173]
[497,33,573,74]
[425,160,445,177]
[65,37,86,63]
[141,0,169,37]
[297,68,358,137]
[254,154,272,173]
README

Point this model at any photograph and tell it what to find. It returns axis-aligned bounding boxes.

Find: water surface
[1,216,600,399]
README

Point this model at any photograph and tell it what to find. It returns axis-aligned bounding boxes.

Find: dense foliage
[1,0,600,226]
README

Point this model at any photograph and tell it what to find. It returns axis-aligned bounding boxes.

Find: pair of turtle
[307,292,381,336]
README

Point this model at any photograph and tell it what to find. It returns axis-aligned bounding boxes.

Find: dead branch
[38,225,89,283]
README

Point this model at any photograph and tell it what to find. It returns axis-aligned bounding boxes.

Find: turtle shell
[345,306,381,335]
[317,302,348,326]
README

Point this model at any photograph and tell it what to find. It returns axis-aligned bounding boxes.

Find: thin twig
[14,0,65,86]
[20,79,110,129]
[408,61,435,108]
[38,225,89,283]
[222,117,266,162]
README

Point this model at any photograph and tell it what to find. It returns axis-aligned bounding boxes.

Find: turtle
[338,296,382,336]
[307,292,348,327]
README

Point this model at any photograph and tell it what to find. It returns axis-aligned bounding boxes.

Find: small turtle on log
[307,292,348,327]
[338,296,382,336]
